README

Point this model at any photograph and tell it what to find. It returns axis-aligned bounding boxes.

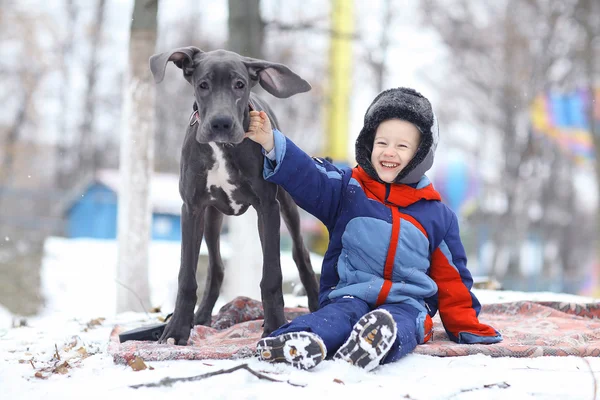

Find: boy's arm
[262,128,345,227]
[245,110,345,227]
[429,213,502,344]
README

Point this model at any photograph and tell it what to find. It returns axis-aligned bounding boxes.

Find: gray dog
[149,47,320,345]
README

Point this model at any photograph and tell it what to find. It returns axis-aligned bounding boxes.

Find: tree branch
[130,363,306,388]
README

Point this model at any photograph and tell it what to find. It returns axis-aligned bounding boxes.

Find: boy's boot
[256,331,326,370]
[333,309,397,371]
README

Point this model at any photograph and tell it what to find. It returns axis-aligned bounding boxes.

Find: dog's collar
[189,101,255,127]
[189,102,199,126]
[189,110,199,126]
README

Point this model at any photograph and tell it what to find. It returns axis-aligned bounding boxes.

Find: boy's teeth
[381,162,399,168]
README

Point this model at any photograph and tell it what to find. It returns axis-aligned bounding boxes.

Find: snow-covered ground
[1,237,600,400]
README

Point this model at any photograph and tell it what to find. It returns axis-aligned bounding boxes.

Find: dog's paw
[193,309,212,327]
[157,318,192,346]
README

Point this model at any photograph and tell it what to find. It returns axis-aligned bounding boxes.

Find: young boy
[245,87,502,371]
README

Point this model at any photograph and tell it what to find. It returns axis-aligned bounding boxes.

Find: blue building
[66,170,182,241]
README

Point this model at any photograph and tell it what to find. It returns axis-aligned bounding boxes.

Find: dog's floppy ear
[149,46,203,83]
[242,58,311,98]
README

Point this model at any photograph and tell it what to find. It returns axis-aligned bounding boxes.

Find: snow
[38,236,323,319]
[2,237,600,399]
[0,304,12,331]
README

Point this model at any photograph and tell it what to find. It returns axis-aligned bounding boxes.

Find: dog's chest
[205,143,245,214]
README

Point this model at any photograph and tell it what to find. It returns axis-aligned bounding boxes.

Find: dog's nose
[210,116,233,133]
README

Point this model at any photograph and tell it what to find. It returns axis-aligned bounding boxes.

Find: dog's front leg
[256,193,287,337]
[158,203,205,345]
[277,190,320,312]
[194,206,225,325]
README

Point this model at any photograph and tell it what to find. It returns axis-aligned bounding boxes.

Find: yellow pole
[314,0,354,256]
[326,0,353,163]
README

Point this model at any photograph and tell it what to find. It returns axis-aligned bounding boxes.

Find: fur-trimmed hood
[355,87,439,184]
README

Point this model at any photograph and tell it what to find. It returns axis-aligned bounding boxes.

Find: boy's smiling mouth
[380,161,400,169]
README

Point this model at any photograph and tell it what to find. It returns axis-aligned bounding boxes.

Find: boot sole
[333,309,397,371]
[257,332,326,370]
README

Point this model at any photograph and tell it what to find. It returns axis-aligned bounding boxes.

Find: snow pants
[270,295,420,363]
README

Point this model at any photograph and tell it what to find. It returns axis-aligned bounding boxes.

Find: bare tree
[78,0,107,175]
[228,0,263,58]
[421,0,589,290]
[221,0,265,303]
[0,5,61,315]
[261,0,328,155]
[55,0,78,190]
[573,0,600,279]
[116,0,158,313]
[361,0,393,93]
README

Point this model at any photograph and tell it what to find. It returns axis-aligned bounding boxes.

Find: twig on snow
[130,363,306,389]
[582,358,597,400]
[448,381,510,398]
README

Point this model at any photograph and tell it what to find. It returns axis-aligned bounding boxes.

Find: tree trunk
[78,0,106,175]
[578,0,600,295]
[222,0,265,303]
[228,0,263,58]
[116,0,158,313]
[55,0,77,190]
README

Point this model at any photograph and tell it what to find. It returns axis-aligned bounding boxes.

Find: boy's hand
[245,110,274,152]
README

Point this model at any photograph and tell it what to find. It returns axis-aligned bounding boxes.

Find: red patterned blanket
[108,297,600,365]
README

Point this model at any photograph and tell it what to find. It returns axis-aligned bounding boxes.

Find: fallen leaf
[86,318,105,329]
[128,356,147,371]
[53,361,70,375]
[333,378,345,385]
[34,372,46,379]
[76,347,88,358]
[63,337,79,352]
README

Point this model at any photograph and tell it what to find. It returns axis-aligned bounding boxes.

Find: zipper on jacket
[375,205,400,307]
[424,301,431,313]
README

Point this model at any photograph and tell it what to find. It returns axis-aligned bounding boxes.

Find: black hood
[355,87,439,184]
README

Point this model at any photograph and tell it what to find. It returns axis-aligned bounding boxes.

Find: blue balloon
[433,158,478,212]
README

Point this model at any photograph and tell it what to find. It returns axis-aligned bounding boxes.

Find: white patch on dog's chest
[206,143,243,214]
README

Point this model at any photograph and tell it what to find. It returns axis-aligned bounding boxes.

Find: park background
[0,0,599,319]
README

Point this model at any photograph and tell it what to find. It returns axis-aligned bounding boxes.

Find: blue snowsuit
[263,129,502,363]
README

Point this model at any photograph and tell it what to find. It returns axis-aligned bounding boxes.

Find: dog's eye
[199,82,209,90]
[235,81,245,89]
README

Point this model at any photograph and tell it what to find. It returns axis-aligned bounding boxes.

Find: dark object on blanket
[119,313,173,343]
[119,323,167,343]
[148,47,320,345]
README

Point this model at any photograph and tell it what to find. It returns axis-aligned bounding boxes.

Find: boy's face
[370,119,420,183]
